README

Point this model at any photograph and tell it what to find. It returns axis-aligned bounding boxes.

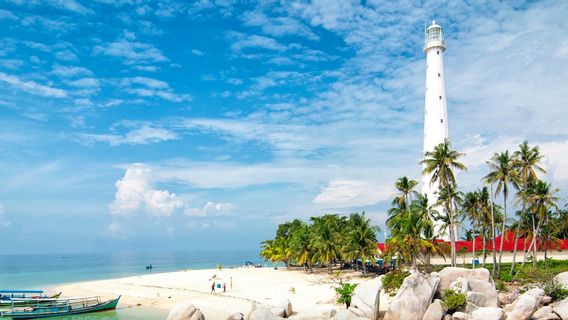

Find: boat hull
[2,296,120,319]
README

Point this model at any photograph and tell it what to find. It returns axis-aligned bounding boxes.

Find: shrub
[543,280,568,301]
[382,270,410,296]
[443,289,466,313]
[495,280,507,292]
[499,273,513,282]
[216,264,223,270]
[335,283,358,308]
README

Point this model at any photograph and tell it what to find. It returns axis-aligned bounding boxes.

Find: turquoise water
[0,249,261,319]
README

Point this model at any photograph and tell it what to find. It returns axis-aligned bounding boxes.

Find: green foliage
[335,283,358,308]
[216,264,223,270]
[543,281,568,301]
[499,273,513,282]
[382,270,410,295]
[495,280,507,292]
[443,289,467,313]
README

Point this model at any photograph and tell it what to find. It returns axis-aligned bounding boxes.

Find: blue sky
[1,0,568,254]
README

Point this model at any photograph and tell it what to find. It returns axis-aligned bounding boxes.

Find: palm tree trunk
[510,228,520,275]
[362,259,367,276]
[489,184,497,275]
[472,225,477,269]
[497,194,507,277]
[521,219,542,269]
[482,228,487,268]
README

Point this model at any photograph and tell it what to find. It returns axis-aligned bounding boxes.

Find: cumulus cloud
[93,39,168,65]
[109,164,184,217]
[185,201,235,217]
[0,72,67,98]
[313,180,392,207]
[79,125,178,146]
[229,32,287,52]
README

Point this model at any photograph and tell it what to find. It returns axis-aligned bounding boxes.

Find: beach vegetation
[335,282,357,308]
[442,289,466,313]
[381,269,410,296]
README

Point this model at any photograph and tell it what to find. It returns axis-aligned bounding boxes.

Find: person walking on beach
[211,282,215,294]
[230,277,233,289]
[223,282,226,293]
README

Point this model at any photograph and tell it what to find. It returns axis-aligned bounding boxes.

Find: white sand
[54,267,381,319]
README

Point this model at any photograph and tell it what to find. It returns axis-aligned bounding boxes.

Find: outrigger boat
[0,291,61,306]
[0,295,121,319]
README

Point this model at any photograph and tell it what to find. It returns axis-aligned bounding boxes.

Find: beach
[54,267,388,319]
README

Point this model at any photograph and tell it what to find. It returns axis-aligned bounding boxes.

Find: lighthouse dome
[424,20,446,52]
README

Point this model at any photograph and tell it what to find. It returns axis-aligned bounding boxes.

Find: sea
[0,249,263,319]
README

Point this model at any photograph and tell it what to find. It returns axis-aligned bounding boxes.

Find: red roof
[377,231,568,253]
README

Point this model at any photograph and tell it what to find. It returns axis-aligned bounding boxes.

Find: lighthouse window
[440,119,444,123]
[439,96,442,100]
[437,50,439,54]
[438,73,441,77]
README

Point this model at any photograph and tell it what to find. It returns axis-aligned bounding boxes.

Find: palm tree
[435,184,464,267]
[310,215,342,273]
[512,141,546,273]
[394,176,419,208]
[260,239,284,268]
[347,212,380,276]
[555,206,568,239]
[462,191,482,268]
[477,187,492,268]
[421,138,467,266]
[291,222,314,272]
[521,180,560,268]
[483,150,519,276]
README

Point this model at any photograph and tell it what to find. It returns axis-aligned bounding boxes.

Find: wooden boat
[0,291,61,306]
[0,295,120,319]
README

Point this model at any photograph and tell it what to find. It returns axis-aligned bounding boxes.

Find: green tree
[512,141,546,273]
[346,212,380,276]
[311,214,343,273]
[483,150,519,276]
[420,138,467,267]
[291,222,314,272]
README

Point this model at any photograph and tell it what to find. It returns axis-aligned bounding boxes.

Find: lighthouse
[422,21,449,237]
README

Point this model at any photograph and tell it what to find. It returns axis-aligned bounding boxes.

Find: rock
[532,306,560,320]
[450,277,470,294]
[452,311,471,320]
[277,299,293,317]
[467,292,487,309]
[471,307,504,320]
[443,315,452,320]
[333,308,367,320]
[505,288,545,320]
[321,308,337,319]
[350,276,382,320]
[226,313,245,320]
[422,299,446,320]
[271,307,286,318]
[167,302,205,320]
[499,291,519,306]
[384,272,440,320]
[437,267,498,308]
[465,302,479,314]
[438,268,492,294]
[246,304,277,320]
[553,297,568,320]
[554,272,568,288]
[542,296,553,306]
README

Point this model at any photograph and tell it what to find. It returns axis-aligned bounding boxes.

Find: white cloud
[79,126,178,146]
[45,0,93,15]
[230,33,287,52]
[0,72,67,98]
[313,179,392,207]
[121,77,168,89]
[185,201,235,217]
[93,39,168,65]
[191,49,204,56]
[242,11,319,41]
[68,77,100,88]
[120,77,191,102]
[0,9,17,20]
[109,164,184,217]
[50,65,93,78]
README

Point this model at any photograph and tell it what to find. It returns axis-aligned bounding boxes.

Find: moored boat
[0,295,121,319]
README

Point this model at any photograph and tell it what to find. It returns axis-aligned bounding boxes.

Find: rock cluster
[165,268,568,320]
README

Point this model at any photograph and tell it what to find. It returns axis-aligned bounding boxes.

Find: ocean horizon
[0,249,262,290]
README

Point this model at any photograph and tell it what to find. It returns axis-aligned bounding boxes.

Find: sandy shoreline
[54,267,388,319]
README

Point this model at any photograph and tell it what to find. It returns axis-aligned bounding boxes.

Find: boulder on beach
[554,272,568,288]
[504,288,545,320]
[277,299,293,318]
[451,311,470,320]
[246,304,277,320]
[553,297,568,320]
[250,305,278,320]
[421,299,446,320]
[532,306,560,320]
[349,276,382,320]
[471,307,505,320]
[226,313,245,320]
[438,267,498,311]
[384,272,440,320]
[166,302,206,320]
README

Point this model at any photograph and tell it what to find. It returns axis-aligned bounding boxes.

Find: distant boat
[0,295,121,319]
[0,290,61,305]
[146,264,153,269]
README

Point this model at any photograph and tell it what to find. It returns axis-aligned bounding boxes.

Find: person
[223,283,226,293]
[211,282,215,294]
[230,277,233,289]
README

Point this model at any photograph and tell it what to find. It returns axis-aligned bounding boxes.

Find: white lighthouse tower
[422,21,449,237]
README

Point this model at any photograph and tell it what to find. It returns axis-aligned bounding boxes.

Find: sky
[1,0,568,254]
